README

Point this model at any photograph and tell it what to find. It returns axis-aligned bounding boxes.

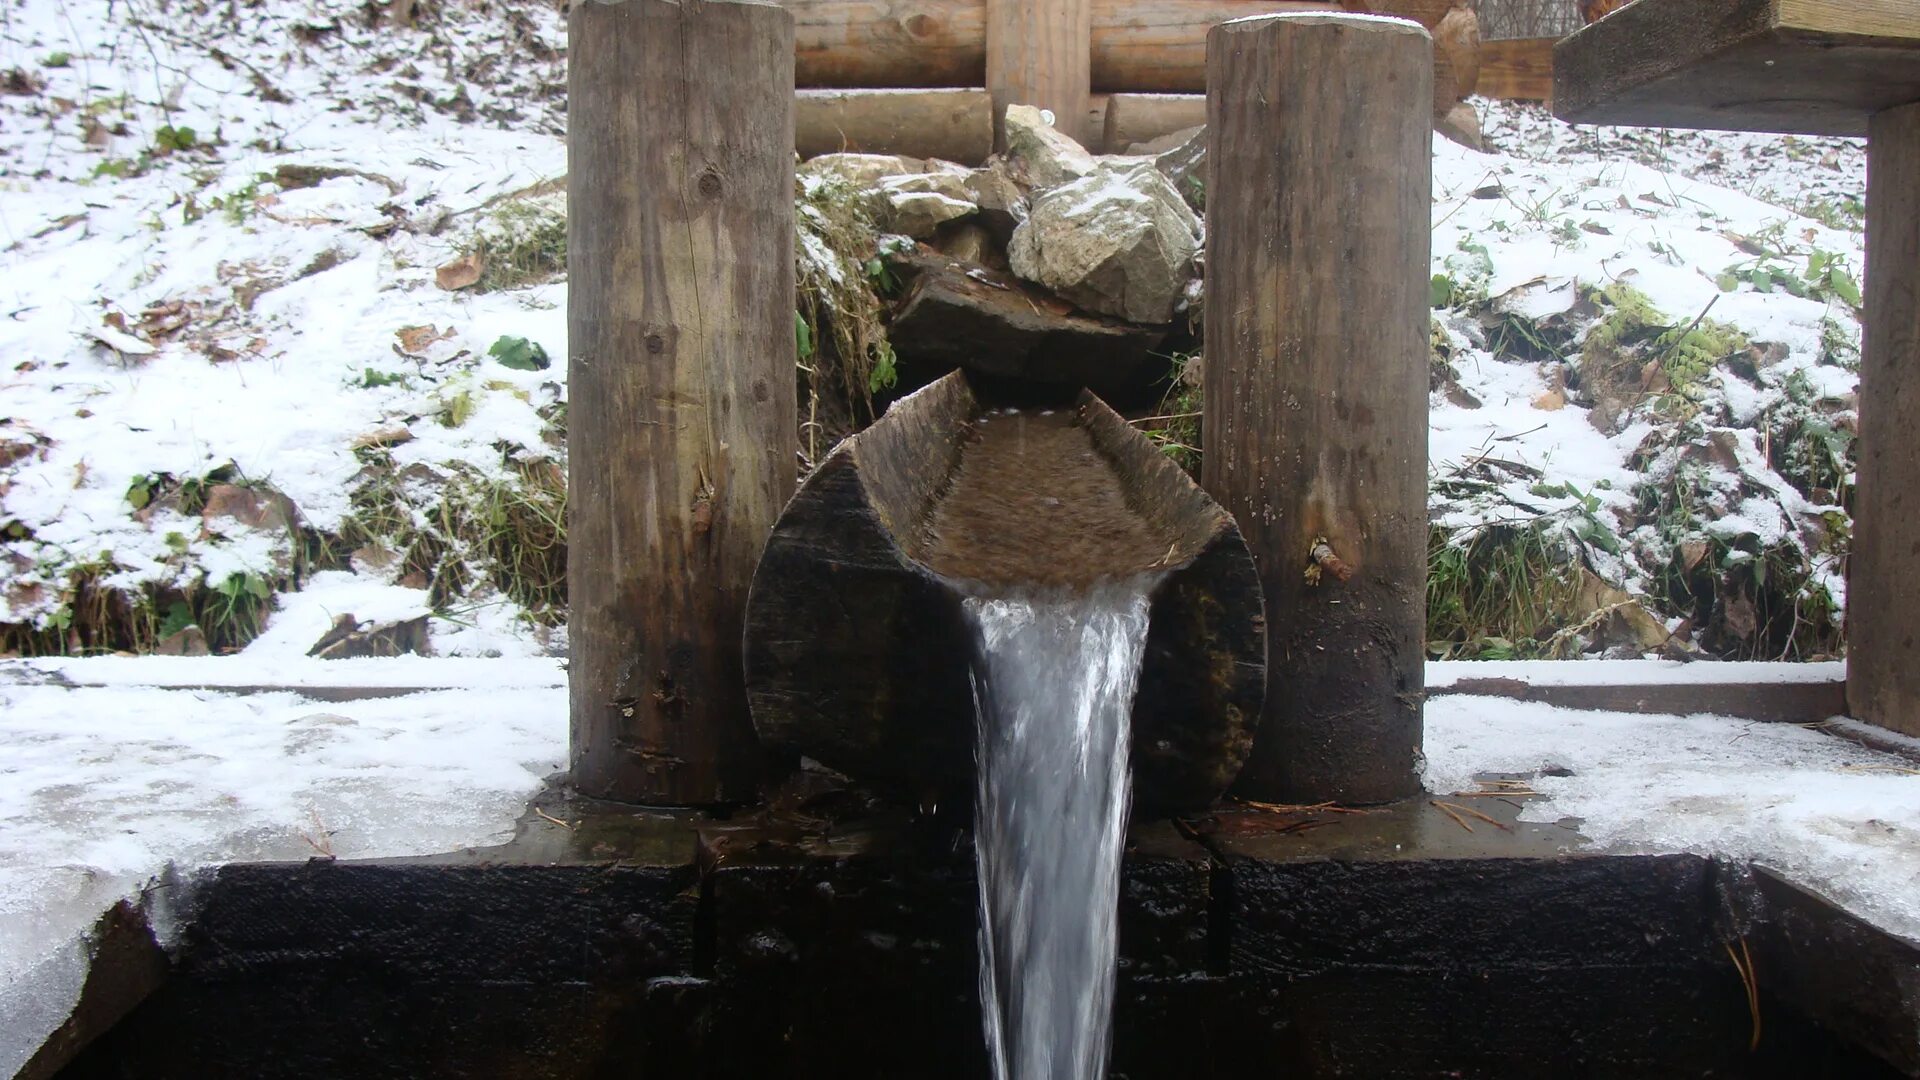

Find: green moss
[1426,523,1584,660]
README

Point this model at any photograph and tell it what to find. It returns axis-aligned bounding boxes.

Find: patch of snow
[0,679,566,1070]
[1427,658,1844,688]
[1425,697,1920,941]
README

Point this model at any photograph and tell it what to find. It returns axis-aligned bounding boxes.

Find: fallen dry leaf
[394,323,453,356]
[435,252,485,291]
[1531,388,1565,411]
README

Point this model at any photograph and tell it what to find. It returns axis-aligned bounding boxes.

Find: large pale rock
[1435,101,1483,151]
[802,152,926,187]
[1154,127,1207,212]
[1001,104,1098,190]
[1008,162,1200,325]
[963,160,1028,243]
[871,172,977,237]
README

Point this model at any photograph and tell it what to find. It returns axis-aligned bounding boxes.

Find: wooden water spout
[744,371,1265,813]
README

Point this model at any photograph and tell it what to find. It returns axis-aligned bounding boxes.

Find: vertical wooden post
[567,0,797,804]
[986,0,1092,146]
[1847,100,1920,739]
[1203,13,1432,804]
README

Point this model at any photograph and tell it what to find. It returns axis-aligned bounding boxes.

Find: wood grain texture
[797,88,992,162]
[743,373,1265,813]
[1476,36,1553,101]
[1554,0,1920,136]
[791,0,988,87]
[1089,0,1334,92]
[1204,13,1431,804]
[1779,0,1920,41]
[567,0,797,804]
[1848,101,1920,739]
[987,0,1092,144]
[783,0,1475,100]
[1099,92,1205,152]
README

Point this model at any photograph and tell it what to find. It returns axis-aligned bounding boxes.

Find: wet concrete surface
[49,781,1920,1079]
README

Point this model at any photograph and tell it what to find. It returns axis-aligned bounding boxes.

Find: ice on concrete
[0,679,565,1075]
[1425,695,1920,942]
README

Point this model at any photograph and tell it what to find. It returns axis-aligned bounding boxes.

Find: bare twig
[1431,800,1475,833]
[1725,938,1762,1052]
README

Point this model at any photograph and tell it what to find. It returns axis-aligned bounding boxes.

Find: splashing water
[965,578,1155,1080]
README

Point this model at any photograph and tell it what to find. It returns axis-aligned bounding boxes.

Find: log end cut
[744,371,1266,813]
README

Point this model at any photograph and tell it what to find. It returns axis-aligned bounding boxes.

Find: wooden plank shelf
[1552,0,1920,137]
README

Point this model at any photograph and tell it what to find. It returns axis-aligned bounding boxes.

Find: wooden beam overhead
[1554,0,1920,136]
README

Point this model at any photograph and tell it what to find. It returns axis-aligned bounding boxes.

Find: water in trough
[965,581,1153,1080]
[921,409,1169,1080]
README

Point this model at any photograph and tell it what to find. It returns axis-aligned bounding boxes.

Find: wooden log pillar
[1203,13,1431,804]
[1848,100,1920,739]
[567,0,797,804]
[986,0,1091,146]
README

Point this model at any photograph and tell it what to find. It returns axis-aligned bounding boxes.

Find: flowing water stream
[964,579,1156,1080]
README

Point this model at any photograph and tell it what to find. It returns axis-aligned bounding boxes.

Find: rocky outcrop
[886,250,1170,405]
[1008,162,1201,325]
[1001,103,1098,190]
[871,172,976,238]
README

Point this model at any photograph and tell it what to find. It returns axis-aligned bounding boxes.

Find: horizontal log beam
[788,0,1341,90]
[798,88,994,162]
[786,1,1479,110]
[1099,92,1204,152]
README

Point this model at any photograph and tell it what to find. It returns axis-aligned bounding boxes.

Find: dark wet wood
[797,88,993,163]
[1553,0,1920,137]
[924,412,1169,586]
[1849,101,1920,740]
[1204,13,1430,804]
[744,372,1265,813]
[567,0,797,804]
[1433,675,1847,725]
[885,249,1170,403]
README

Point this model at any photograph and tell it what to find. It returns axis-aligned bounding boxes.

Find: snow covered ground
[0,0,1903,1069]
[0,668,565,1074]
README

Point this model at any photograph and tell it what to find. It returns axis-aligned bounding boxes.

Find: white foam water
[964,578,1155,1080]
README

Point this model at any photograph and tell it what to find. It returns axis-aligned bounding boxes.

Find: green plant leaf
[160,601,196,638]
[1828,269,1862,307]
[488,335,550,371]
[795,310,814,360]
[1714,272,1739,292]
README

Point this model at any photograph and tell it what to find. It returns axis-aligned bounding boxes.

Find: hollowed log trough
[744,371,1265,813]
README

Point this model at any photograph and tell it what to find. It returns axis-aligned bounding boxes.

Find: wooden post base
[567,0,797,804]
[1848,100,1920,738]
[1203,14,1432,804]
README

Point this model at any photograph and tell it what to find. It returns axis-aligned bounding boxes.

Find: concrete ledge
[48,795,1920,1078]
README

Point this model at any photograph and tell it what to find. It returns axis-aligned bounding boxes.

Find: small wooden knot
[644,333,666,354]
[697,168,724,199]
[901,11,935,37]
